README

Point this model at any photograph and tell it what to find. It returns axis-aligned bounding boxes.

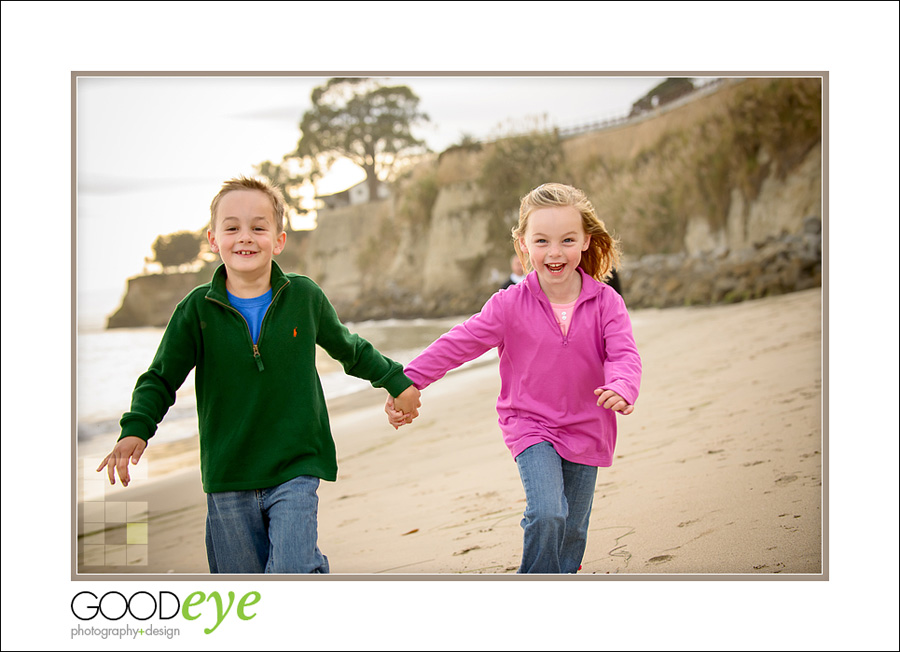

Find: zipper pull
[253,344,265,372]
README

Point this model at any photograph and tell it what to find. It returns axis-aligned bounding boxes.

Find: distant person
[606,266,623,297]
[500,253,526,290]
[386,183,642,573]
[98,175,421,574]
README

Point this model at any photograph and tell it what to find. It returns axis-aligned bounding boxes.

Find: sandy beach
[77,287,823,577]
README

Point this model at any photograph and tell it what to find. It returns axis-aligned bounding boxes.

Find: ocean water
[75,316,493,458]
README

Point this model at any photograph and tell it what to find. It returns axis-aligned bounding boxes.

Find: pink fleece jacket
[404,269,642,467]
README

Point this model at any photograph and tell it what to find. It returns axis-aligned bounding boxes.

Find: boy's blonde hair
[209,175,286,234]
[512,182,621,282]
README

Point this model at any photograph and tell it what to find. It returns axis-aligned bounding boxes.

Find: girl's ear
[582,233,592,251]
[517,241,533,273]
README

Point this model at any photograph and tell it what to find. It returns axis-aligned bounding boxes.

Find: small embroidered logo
[293,327,297,337]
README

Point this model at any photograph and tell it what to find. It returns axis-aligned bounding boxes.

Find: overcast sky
[79,74,670,194]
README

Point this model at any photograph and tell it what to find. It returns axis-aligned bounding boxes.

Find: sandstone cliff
[108,77,822,327]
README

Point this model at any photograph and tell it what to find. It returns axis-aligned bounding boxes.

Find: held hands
[595,389,635,415]
[96,436,147,487]
[385,385,421,430]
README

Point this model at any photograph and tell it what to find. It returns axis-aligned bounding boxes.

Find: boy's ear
[274,230,287,255]
[207,229,219,253]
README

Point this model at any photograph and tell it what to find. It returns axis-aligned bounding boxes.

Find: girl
[387,182,642,574]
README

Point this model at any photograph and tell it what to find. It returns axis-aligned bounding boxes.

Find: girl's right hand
[594,389,634,415]
[385,396,413,430]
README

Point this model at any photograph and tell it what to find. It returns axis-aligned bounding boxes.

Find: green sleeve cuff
[118,414,156,442]
[383,370,415,398]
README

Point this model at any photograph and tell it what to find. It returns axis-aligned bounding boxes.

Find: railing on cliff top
[478,77,728,145]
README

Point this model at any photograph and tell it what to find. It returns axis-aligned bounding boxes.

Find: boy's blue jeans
[205,474,330,574]
[515,442,598,574]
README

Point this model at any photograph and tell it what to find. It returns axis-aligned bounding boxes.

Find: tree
[479,122,568,227]
[151,230,203,271]
[254,159,309,229]
[293,77,430,200]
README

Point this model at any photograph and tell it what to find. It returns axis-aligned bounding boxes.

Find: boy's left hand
[594,388,634,415]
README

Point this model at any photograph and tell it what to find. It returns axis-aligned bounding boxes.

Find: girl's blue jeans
[515,442,598,573]
[205,474,330,574]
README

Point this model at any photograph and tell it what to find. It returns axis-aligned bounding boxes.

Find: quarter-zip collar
[524,266,602,309]
[205,261,291,372]
[205,260,291,305]
[524,267,604,344]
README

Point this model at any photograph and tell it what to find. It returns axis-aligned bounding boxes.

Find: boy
[97,176,421,573]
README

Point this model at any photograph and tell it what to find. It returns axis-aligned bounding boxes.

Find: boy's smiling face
[208,189,286,293]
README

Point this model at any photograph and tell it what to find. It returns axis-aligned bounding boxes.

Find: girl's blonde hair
[209,175,286,234]
[511,183,621,282]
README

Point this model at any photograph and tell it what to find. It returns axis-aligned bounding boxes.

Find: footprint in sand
[647,555,674,564]
[453,546,481,556]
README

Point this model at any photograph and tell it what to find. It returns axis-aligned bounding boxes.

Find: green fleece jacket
[119,262,413,492]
